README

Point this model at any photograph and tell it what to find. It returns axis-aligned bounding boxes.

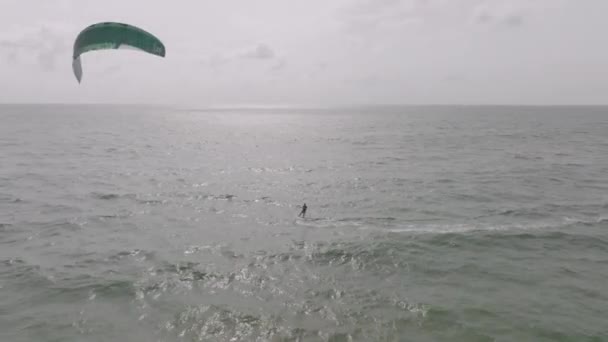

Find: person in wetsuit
[298,203,307,218]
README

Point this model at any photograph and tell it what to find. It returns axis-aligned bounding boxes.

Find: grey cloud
[342,0,402,16]
[37,28,66,71]
[475,12,493,24]
[37,51,57,71]
[0,27,66,70]
[269,58,286,72]
[238,44,275,60]
[473,6,526,28]
[0,41,21,48]
[0,40,25,62]
[337,0,429,36]
[5,51,18,64]
[504,14,524,27]
[203,53,231,69]
[341,0,527,36]
[203,43,279,71]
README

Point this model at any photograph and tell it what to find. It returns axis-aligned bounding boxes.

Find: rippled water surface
[1,105,607,341]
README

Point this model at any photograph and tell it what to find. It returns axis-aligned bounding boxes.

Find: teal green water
[1,105,607,341]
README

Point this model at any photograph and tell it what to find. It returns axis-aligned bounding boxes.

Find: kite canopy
[72,22,166,83]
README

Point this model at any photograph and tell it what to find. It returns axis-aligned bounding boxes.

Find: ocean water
[1,104,607,341]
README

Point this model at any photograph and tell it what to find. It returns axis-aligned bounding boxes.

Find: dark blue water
[1,105,607,341]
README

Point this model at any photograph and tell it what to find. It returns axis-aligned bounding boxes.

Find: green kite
[72,22,166,83]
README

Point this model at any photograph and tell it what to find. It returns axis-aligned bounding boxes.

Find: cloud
[503,14,524,27]
[238,43,275,60]
[269,58,286,72]
[37,50,59,71]
[338,0,419,34]
[475,12,492,24]
[202,43,279,71]
[472,4,527,28]
[338,0,530,37]
[0,26,67,71]
[0,41,18,63]
[0,41,20,48]
[342,0,403,16]
[202,53,231,69]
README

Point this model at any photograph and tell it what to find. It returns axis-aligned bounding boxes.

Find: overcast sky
[0,0,606,106]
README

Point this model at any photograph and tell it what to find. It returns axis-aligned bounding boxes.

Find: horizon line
[2,102,608,109]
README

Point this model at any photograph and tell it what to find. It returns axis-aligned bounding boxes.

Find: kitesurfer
[298,203,307,218]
